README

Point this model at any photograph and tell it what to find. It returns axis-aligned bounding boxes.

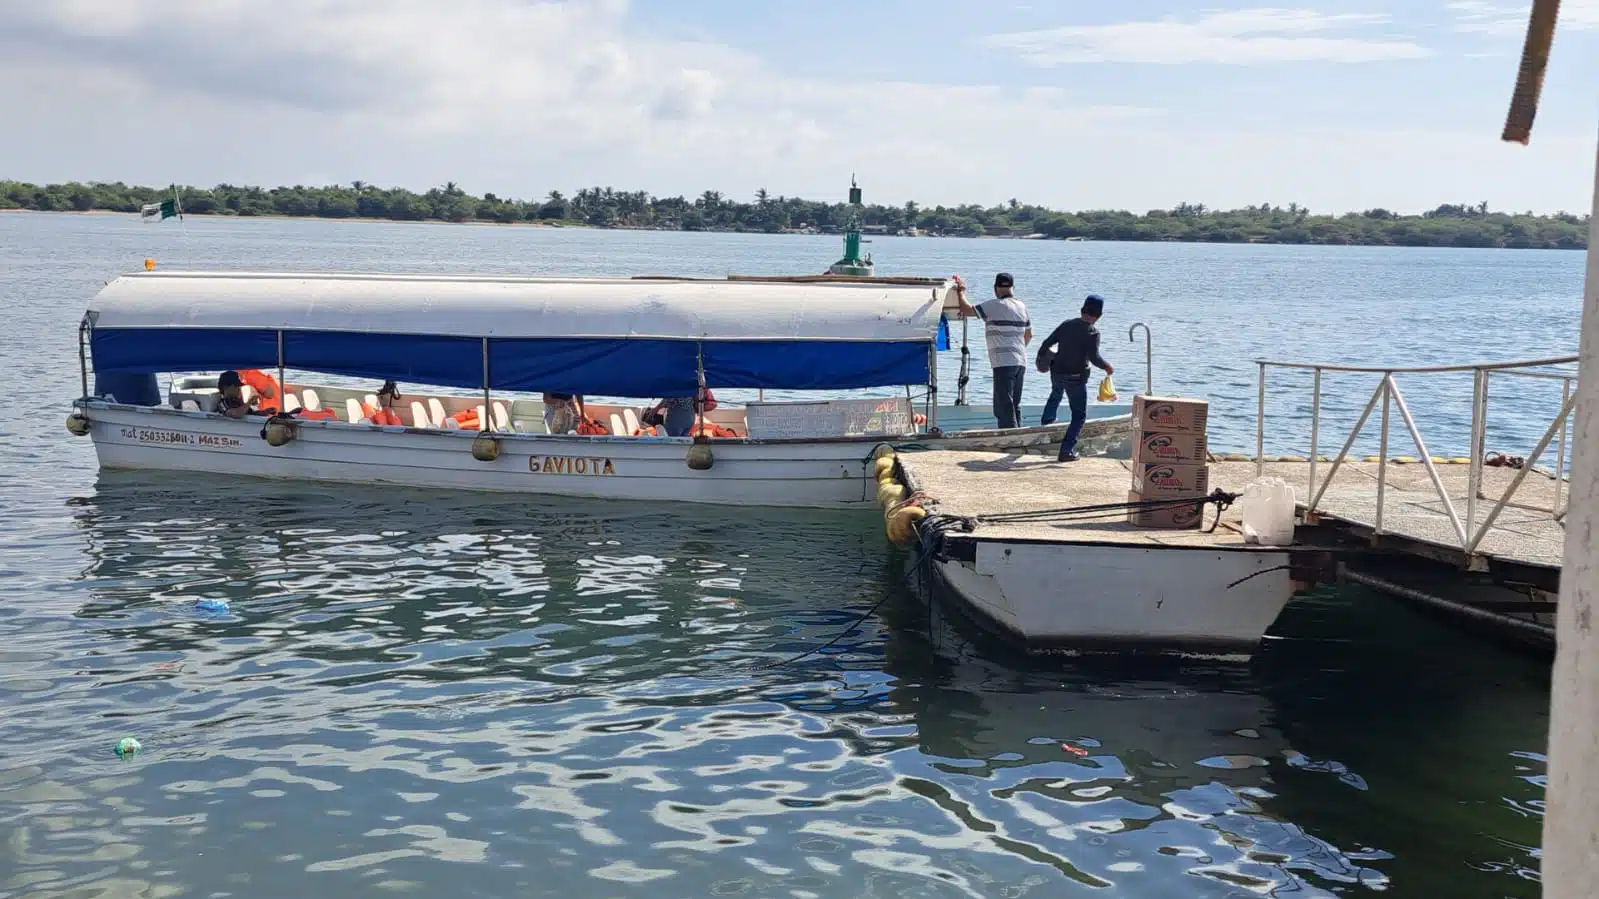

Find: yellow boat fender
[872,445,896,462]
[65,412,91,437]
[886,504,927,546]
[873,456,896,482]
[877,482,906,509]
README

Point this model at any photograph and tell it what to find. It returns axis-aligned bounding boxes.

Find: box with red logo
[1131,462,1209,497]
[1132,395,1209,434]
[1131,430,1208,465]
[1125,491,1204,529]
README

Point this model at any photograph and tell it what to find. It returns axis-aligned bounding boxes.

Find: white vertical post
[1308,368,1322,503]
[1544,134,1599,899]
[1466,368,1487,535]
[1556,376,1572,511]
[1375,375,1391,535]
[1256,362,1266,476]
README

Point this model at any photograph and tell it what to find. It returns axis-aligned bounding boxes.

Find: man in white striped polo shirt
[955,272,1032,429]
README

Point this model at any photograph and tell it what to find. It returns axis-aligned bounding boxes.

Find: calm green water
[0,213,1566,897]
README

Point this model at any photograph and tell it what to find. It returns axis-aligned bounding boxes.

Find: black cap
[379,379,400,398]
[1082,294,1104,315]
[218,370,242,388]
[994,272,1014,288]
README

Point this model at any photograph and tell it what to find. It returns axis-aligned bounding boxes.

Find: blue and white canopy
[87,271,953,395]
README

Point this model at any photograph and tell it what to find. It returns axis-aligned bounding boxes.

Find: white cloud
[983,8,1432,66]
[0,1,1592,215]
[1448,0,1599,36]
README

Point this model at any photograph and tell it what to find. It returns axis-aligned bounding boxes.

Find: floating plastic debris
[114,737,142,758]
[194,599,231,613]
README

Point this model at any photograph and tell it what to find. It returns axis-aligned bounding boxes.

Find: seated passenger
[216,370,261,420]
[362,380,404,426]
[543,392,583,434]
[646,387,717,438]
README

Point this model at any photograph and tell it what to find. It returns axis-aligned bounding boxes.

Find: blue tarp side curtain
[89,328,936,394]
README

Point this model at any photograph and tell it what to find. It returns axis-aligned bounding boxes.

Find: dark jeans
[992,366,1025,430]
[664,400,698,437]
[1041,370,1088,458]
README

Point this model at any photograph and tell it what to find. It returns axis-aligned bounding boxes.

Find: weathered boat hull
[926,538,1297,655]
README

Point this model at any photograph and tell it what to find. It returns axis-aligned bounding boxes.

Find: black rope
[1225,564,1292,589]
[974,489,1240,533]
[760,544,936,669]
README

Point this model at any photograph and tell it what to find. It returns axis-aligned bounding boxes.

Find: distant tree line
[1,179,1588,250]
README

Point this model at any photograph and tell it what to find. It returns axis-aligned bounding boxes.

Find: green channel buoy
[114,737,142,759]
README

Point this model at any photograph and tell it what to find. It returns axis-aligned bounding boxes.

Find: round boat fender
[685,435,714,471]
[471,432,501,462]
[66,412,91,437]
[261,415,298,447]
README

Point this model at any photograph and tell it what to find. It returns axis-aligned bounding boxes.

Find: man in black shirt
[1036,294,1114,462]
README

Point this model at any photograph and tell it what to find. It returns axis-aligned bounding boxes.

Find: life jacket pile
[361,403,403,426]
[237,369,281,414]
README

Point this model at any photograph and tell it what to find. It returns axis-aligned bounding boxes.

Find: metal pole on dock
[1255,362,1266,476]
[1374,376,1391,534]
[1543,134,1599,899]
[1308,368,1321,501]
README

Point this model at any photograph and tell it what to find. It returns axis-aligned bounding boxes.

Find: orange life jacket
[362,403,403,426]
[451,409,481,430]
[692,422,739,439]
[576,416,609,436]
[298,407,338,421]
[238,369,280,413]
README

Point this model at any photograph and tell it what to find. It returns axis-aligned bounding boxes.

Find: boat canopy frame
[80,271,954,430]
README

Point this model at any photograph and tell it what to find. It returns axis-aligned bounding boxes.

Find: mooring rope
[971,489,1241,533]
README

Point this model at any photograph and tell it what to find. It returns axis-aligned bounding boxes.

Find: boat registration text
[119,427,242,449]
[530,455,616,475]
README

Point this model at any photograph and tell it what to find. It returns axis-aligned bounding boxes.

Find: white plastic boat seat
[301,388,322,412]
[427,398,448,428]
[492,401,511,431]
[180,399,201,412]
[241,385,256,404]
[410,401,430,428]
[508,399,547,431]
[364,394,379,409]
[283,393,301,412]
[608,413,626,436]
[475,405,488,431]
[622,408,642,434]
[345,398,365,423]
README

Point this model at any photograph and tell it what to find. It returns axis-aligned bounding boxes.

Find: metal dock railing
[1251,355,1575,567]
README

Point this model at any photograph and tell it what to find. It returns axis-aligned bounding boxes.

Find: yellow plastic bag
[1097,375,1117,403]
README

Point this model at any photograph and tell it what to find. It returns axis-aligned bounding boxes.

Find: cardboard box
[1126,491,1204,530]
[1131,430,1209,464]
[1133,395,1209,434]
[1131,462,1210,496]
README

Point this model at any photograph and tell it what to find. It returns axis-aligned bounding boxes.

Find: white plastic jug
[1240,477,1297,546]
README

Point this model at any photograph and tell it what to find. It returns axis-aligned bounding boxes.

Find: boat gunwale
[80,399,1128,447]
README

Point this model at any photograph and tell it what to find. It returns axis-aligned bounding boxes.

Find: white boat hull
[82,402,1128,510]
[86,404,892,508]
[928,539,1297,653]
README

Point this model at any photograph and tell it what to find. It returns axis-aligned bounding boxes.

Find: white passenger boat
[67,271,1130,509]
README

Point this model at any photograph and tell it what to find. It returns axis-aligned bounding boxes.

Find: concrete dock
[899,452,1563,574]
[898,453,1257,550]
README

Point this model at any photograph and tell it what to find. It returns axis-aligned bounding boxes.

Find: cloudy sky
[1,0,1596,213]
